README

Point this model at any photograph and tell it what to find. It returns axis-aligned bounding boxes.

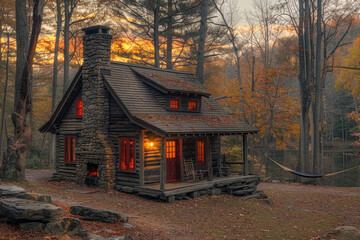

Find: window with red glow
[64,136,76,164]
[166,140,176,159]
[76,98,83,118]
[169,98,179,110]
[189,100,198,111]
[119,138,135,171]
[196,139,205,165]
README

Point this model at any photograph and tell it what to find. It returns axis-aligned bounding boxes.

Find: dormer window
[169,97,180,110]
[76,98,83,118]
[189,100,198,111]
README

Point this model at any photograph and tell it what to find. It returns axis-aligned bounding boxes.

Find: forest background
[0,0,359,187]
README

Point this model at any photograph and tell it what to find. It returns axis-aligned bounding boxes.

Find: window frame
[166,140,177,159]
[188,99,199,112]
[75,98,83,118]
[196,139,206,165]
[64,136,77,164]
[119,137,136,172]
[169,97,180,111]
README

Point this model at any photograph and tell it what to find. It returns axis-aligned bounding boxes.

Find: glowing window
[196,139,205,165]
[120,138,135,171]
[64,136,76,164]
[189,100,198,111]
[170,98,179,110]
[166,140,176,159]
[76,98,83,118]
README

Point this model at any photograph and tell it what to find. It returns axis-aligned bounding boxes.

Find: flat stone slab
[70,205,127,224]
[0,185,52,203]
[0,198,63,223]
[19,222,45,232]
[0,185,27,198]
[88,234,133,240]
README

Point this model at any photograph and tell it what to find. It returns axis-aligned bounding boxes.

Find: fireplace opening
[85,163,99,185]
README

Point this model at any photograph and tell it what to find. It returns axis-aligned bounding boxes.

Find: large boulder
[0,198,63,223]
[70,205,128,224]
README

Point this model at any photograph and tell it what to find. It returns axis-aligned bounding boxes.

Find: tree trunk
[154,0,160,68]
[14,0,29,112]
[0,8,3,64]
[264,10,270,69]
[0,33,10,165]
[298,0,311,174]
[251,56,255,92]
[2,0,44,181]
[63,0,70,94]
[312,0,322,174]
[49,0,62,168]
[196,0,208,84]
[166,0,173,69]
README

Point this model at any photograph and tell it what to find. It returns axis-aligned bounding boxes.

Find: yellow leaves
[336,36,360,96]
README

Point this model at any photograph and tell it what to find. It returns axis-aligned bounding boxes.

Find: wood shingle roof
[105,62,258,135]
[40,61,258,135]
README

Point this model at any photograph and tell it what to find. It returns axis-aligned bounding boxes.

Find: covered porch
[139,130,253,194]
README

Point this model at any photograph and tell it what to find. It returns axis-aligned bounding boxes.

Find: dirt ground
[0,169,359,240]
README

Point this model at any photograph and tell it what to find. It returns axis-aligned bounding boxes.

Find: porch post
[180,138,184,182]
[207,137,213,181]
[160,136,165,190]
[243,133,248,175]
[139,131,145,186]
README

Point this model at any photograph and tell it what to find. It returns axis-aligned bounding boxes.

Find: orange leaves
[228,62,299,149]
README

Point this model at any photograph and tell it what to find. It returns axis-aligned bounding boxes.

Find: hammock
[265,155,360,178]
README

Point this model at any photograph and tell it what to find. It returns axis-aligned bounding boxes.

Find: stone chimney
[77,25,115,190]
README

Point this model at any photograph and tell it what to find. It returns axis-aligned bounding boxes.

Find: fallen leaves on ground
[0,171,359,240]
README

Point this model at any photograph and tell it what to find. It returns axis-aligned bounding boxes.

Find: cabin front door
[166,139,181,182]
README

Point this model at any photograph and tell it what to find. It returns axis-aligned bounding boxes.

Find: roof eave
[167,89,210,98]
[163,129,259,136]
[39,67,83,133]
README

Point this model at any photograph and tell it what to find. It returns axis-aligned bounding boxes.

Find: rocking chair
[184,158,204,181]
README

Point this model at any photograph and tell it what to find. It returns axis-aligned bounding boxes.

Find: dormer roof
[131,66,210,97]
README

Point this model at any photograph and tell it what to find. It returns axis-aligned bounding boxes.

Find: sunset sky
[237,0,277,10]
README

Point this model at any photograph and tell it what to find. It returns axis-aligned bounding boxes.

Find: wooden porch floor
[134,175,260,202]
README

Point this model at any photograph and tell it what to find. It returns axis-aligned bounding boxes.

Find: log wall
[143,132,162,184]
[56,89,82,181]
[108,95,143,187]
[210,136,221,176]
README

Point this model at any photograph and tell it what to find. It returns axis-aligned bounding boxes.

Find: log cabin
[40,26,260,201]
